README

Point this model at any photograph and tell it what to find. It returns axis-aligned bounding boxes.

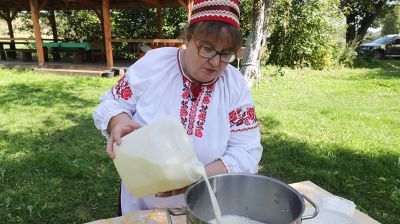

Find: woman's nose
[208,54,221,66]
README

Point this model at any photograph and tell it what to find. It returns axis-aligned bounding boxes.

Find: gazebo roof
[0,0,183,11]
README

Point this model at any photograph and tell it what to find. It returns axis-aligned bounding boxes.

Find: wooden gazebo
[0,0,194,69]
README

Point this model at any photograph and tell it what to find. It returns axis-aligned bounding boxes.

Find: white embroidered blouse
[92,47,263,212]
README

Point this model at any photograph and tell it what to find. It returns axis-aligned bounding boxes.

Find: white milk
[209,215,266,224]
[197,167,222,224]
[113,117,204,197]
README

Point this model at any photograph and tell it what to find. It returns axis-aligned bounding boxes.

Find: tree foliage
[16,10,101,40]
[239,0,253,39]
[267,0,342,69]
[111,7,187,39]
[382,5,400,34]
[340,0,399,44]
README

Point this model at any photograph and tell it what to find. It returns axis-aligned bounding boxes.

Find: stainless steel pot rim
[184,173,306,222]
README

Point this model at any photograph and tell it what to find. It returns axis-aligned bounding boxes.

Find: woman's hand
[205,159,228,176]
[155,160,228,197]
[106,112,141,159]
[155,186,189,197]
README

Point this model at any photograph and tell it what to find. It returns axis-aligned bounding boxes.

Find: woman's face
[182,33,235,84]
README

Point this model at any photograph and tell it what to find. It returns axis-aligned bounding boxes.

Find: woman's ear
[183,29,191,45]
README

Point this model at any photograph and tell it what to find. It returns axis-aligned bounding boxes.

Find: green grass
[254,60,400,224]
[0,60,399,223]
[0,70,119,223]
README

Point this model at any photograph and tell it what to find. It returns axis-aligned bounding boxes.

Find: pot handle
[166,208,188,224]
[301,194,319,220]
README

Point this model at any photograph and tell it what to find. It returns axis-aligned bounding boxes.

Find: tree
[340,0,399,45]
[382,5,400,34]
[0,10,18,58]
[240,0,271,88]
[267,0,341,69]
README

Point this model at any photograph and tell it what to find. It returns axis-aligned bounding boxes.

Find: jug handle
[167,208,188,224]
[301,194,319,220]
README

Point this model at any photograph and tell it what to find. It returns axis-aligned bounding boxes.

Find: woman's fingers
[106,139,115,159]
[106,121,142,160]
[107,128,123,159]
[155,191,172,197]
[155,186,188,197]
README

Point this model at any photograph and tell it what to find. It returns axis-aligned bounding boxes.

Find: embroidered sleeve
[220,68,262,173]
[221,104,262,173]
[92,74,137,138]
[229,106,258,132]
[112,75,134,100]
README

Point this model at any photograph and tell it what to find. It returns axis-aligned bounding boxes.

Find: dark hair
[183,21,243,51]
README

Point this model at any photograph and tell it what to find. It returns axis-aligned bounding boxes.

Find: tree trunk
[48,10,58,42]
[345,0,386,45]
[345,13,356,45]
[5,10,16,58]
[48,10,61,61]
[94,9,105,48]
[355,0,386,44]
[240,0,270,89]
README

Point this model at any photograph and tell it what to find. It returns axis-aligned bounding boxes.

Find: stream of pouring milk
[196,166,265,224]
[197,167,222,224]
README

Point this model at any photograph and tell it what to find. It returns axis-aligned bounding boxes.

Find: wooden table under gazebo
[0,0,193,69]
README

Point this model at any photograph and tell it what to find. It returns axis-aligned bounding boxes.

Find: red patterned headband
[189,0,240,30]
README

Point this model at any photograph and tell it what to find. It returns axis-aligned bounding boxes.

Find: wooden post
[5,10,16,59]
[188,0,194,19]
[94,9,105,53]
[102,0,113,69]
[48,10,61,61]
[30,0,45,67]
[156,6,163,39]
[48,10,58,42]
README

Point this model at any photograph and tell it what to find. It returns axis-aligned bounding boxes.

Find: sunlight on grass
[0,62,399,223]
[254,61,400,223]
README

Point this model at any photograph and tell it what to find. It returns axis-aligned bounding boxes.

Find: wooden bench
[4,49,36,61]
[54,48,85,63]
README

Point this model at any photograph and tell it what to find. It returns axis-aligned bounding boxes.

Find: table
[290,181,380,224]
[59,42,92,51]
[0,41,32,60]
[31,42,92,50]
[31,42,96,62]
[86,181,380,224]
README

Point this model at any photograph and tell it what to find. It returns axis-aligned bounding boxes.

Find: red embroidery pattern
[113,75,133,100]
[195,84,214,138]
[231,125,258,133]
[188,96,201,136]
[180,77,191,128]
[179,76,215,138]
[229,106,257,131]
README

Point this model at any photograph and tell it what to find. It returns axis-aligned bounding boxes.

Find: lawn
[0,60,399,223]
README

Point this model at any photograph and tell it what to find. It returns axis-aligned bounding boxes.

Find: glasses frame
[192,37,237,63]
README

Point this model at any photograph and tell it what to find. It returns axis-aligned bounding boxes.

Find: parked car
[356,34,400,59]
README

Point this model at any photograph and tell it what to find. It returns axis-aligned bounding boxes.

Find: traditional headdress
[189,0,240,30]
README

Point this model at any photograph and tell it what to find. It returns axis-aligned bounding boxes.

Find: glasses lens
[197,43,236,63]
[221,53,236,63]
[199,46,217,58]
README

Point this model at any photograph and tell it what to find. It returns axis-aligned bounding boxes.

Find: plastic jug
[113,117,204,197]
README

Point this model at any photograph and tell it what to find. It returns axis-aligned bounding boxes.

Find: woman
[93,0,263,215]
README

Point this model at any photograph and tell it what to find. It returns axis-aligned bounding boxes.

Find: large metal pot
[169,174,318,224]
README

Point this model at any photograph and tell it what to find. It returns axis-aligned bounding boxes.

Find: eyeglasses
[193,37,237,63]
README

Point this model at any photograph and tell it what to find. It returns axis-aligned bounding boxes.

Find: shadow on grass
[0,79,120,223]
[257,116,399,224]
[0,81,398,223]
[353,58,400,79]
[0,81,96,109]
[0,114,120,224]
